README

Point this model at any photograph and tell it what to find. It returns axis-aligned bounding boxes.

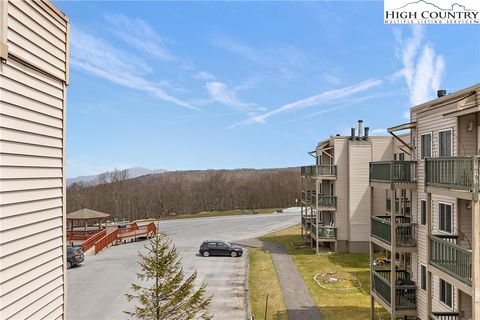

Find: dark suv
[199,240,243,257]
[67,246,85,269]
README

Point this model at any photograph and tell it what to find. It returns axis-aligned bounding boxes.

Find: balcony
[425,156,479,193]
[311,224,337,240]
[386,198,411,215]
[301,190,315,204]
[371,216,416,248]
[370,161,417,188]
[301,216,315,228]
[313,195,337,210]
[428,312,459,320]
[301,165,317,177]
[429,234,472,286]
[371,270,417,311]
[316,165,337,179]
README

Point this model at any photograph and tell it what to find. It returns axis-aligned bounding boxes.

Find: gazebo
[67,209,111,241]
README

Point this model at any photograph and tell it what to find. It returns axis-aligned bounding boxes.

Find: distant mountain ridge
[394,0,475,11]
[67,167,168,186]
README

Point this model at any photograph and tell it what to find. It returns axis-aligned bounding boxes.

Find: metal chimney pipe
[357,120,363,139]
[350,128,355,141]
[364,127,369,140]
[437,89,447,98]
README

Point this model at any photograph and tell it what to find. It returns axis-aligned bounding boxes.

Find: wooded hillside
[67,167,301,221]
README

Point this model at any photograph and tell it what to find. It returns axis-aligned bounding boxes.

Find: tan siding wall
[348,143,371,242]
[334,138,349,240]
[0,1,68,319]
[457,113,477,156]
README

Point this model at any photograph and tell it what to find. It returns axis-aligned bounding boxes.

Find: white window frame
[420,199,427,227]
[420,263,427,292]
[439,128,453,157]
[319,211,323,224]
[438,202,453,234]
[439,278,453,309]
[420,132,432,159]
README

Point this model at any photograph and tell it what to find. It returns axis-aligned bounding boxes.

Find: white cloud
[104,13,176,61]
[211,36,306,77]
[370,128,388,135]
[71,28,197,110]
[194,71,216,81]
[233,78,382,127]
[395,26,446,106]
[322,74,341,85]
[206,81,265,115]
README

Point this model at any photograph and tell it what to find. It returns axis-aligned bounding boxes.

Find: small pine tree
[125,231,212,320]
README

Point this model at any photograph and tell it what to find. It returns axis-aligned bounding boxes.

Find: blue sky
[54,1,480,178]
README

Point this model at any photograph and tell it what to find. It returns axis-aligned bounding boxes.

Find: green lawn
[133,208,282,222]
[260,225,389,320]
[248,248,288,320]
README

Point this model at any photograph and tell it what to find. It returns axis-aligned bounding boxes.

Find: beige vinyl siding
[347,143,371,242]
[334,138,349,240]
[0,1,68,319]
[457,113,477,156]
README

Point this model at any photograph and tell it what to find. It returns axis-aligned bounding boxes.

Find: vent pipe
[437,90,447,98]
[364,127,369,140]
[350,128,355,141]
[357,120,363,140]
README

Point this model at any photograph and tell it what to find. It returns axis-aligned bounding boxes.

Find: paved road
[67,208,300,320]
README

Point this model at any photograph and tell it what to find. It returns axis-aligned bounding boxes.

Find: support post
[472,200,480,320]
[369,241,375,320]
[390,188,396,320]
[427,192,433,315]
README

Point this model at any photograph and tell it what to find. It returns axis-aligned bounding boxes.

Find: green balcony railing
[301,190,316,204]
[317,165,337,178]
[317,226,337,239]
[370,161,417,186]
[315,195,337,209]
[371,216,416,247]
[372,270,417,310]
[386,198,411,215]
[425,156,479,191]
[428,312,459,320]
[429,234,472,286]
[301,165,317,177]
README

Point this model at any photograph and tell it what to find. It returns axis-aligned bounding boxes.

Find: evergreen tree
[125,231,212,320]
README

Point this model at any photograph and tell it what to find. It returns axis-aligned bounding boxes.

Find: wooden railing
[425,156,479,191]
[428,312,459,320]
[81,229,106,252]
[370,161,417,186]
[95,229,119,254]
[429,234,472,286]
[371,216,416,247]
[316,195,337,209]
[67,229,103,241]
[372,270,416,310]
[301,165,317,177]
[317,165,337,178]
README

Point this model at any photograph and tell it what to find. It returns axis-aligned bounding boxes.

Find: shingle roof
[66,208,111,220]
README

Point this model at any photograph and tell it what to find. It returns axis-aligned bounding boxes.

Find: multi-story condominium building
[301,121,408,254]
[0,1,69,319]
[369,83,480,320]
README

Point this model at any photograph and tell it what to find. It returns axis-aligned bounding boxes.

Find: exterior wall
[333,138,349,242]
[347,142,372,243]
[458,113,477,156]
[0,1,68,319]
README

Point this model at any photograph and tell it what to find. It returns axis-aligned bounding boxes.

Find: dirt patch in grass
[248,248,288,320]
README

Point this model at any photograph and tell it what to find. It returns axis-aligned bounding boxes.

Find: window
[420,199,427,226]
[439,203,452,233]
[207,242,216,249]
[439,279,453,308]
[399,153,405,161]
[421,264,427,291]
[421,133,432,159]
[439,130,452,157]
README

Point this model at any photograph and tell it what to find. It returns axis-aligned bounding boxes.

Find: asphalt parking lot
[67,208,300,320]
